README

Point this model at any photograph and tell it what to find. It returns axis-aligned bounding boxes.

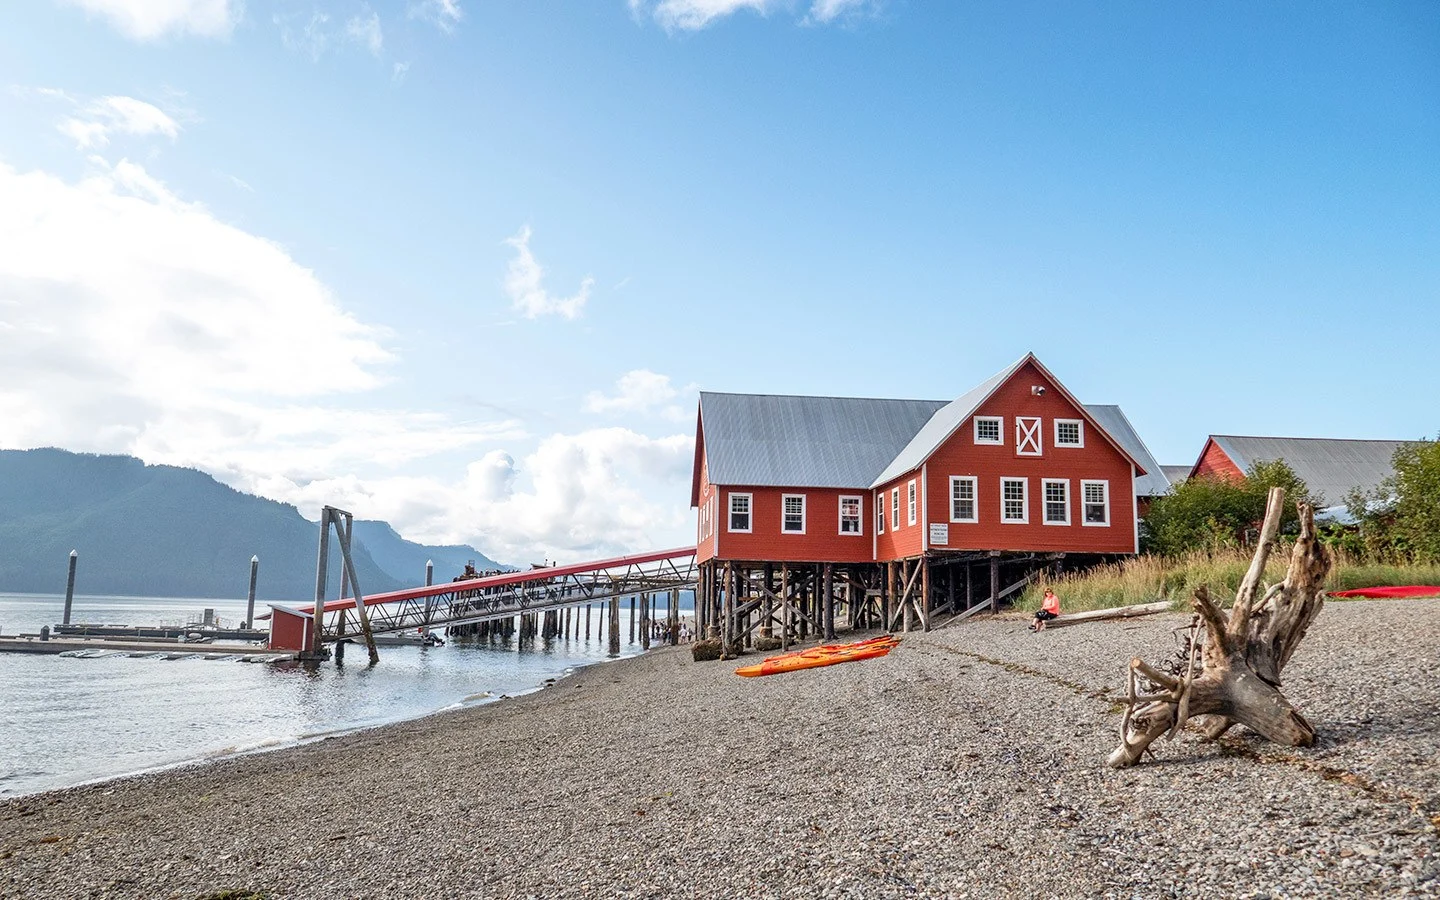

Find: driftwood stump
[1108,487,1330,767]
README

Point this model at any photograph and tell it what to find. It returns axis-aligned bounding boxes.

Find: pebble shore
[2,598,1437,899]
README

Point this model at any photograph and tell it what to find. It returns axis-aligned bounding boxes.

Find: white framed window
[1016,417,1042,456]
[1054,419,1084,447]
[782,494,806,534]
[839,495,863,535]
[728,493,752,533]
[876,495,885,534]
[906,480,917,526]
[892,488,900,530]
[950,476,978,523]
[1082,480,1110,526]
[1042,478,1070,525]
[974,416,1003,445]
[1001,477,1028,523]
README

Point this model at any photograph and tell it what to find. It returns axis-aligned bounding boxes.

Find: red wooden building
[689,353,1160,642]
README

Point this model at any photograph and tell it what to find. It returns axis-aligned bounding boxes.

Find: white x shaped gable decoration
[1016,417,1042,456]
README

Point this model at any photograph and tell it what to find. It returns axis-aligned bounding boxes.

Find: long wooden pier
[267,546,699,656]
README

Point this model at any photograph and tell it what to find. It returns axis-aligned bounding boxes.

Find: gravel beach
[2,598,1437,899]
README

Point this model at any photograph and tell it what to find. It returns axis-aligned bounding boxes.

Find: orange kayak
[736,636,900,677]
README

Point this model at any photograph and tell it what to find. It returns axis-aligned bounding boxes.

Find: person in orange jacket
[1031,589,1060,632]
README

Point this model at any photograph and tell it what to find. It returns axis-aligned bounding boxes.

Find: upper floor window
[1043,478,1070,525]
[974,416,1003,445]
[782,494,806,534]
[1016,417,1042,456]
[840,496,863,535]
[876,495,885,534]
[1055,419,1084,447]
[728,493,752,533]
[892,488,900,529]
[950,476,977,523]
[1082,480,1110,526]
[1001,477,1028,523]
[907,480,917,526]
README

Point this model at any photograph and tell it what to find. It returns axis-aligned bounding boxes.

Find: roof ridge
[1214,434,1413,444]
[701,391,949,404]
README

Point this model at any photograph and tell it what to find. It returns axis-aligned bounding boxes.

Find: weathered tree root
[1107,488,1331,767]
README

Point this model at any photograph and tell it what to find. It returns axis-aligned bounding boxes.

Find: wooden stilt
[989,553,1001,613]
[780,563,790,651]
[921,556,932,632]
[608,594,621,655]
[822,563,835,640]
[641,593,651,650]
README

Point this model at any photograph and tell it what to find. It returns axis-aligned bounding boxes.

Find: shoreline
[3,600,1437,898]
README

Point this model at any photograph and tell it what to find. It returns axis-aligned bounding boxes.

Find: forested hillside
[0,449,503,600]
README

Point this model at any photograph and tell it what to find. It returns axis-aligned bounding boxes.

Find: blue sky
[0,0,1436,564]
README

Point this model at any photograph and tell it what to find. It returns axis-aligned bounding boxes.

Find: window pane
[976,418,1000,442]
[1057,421,1080,445]
[1002,479,1025,520]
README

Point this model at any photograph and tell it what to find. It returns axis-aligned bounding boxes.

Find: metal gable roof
[869,356,1029,488]
[699,392,949,489]
[1083,405,1172,498]
[1205,435,1411,506]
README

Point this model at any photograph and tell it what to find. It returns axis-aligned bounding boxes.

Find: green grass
[1015,548,1440,614]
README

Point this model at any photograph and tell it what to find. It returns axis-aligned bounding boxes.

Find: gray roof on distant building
[1161,465,1193,486]
[1205,436,1412,506]
[1083,405,1171,498]
[699,392,948,489]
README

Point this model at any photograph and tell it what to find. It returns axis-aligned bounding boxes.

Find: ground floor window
[950,476,977,523]
[840,495,862,534]
[876,495,885,533]
[729,493,752,533]
[1083,480,1110,526]
[892,488,900,530]
[907,480,917,525]
[1001,477,1028,523]
[782,494,806,533]
[1043,478,1069,525]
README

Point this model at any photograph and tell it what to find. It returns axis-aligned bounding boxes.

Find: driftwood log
[1107,487,1330,767]
[1044,600,1172,629]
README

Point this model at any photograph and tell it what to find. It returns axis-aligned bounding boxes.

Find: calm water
[0,592,683,797]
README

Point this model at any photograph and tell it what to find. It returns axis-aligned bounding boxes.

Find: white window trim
[875,493,885,534]
[974,416,1004,446]
[1000,476,1029,524]
[727,492,753,534]
[1054,418,1085,448]
[892,488,901,530]
[1015,416,1043,457]
[1042,478,1071,526]
[906,479,917,526]
[839,495,864,536]
[781,493,806,535]
[949,475,978,524]
[1082,479,1111,527]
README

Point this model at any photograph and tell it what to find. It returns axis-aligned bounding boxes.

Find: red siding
[715,486,873,564]
[877,360,1137,558]
[874,478,924,561]
[1193,439,1244,482]
[695,452,719,564]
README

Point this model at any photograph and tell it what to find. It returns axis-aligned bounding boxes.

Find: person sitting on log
[1031,589,1060,632]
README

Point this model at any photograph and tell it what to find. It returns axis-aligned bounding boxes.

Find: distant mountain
[351,520,509,585]
[0,448,506,603]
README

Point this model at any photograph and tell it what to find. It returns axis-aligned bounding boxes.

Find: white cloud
[408,0,462,32]
[502,226,594,321]
[275,10,333,61]
[392,61,411,83]
[805,0,873,24]
[57,0,239,40]
[346,8,384,56]
[628,0,880,30]
[282,429,697,563]
[585,369,695,421]
[58,96,180,149]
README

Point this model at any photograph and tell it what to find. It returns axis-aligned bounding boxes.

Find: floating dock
[0,634,295,661]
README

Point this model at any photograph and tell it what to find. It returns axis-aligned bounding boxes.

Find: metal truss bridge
[290,546,698,645]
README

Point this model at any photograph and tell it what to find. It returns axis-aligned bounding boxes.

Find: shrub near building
[1346,436,1440,563]
[1140,459,1317,556]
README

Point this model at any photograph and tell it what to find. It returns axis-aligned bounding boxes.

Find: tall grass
[1015,547,1440,613]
